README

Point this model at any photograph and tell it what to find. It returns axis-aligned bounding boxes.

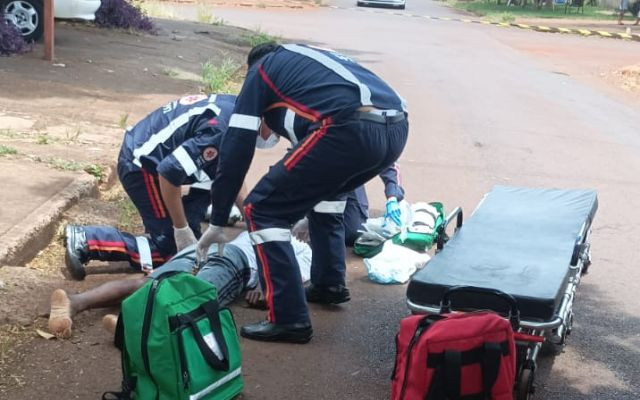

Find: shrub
[95,0,154,32]
[0,11,30,56]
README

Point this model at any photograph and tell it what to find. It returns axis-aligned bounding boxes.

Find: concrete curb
[0,174,99,267]
[325,5,640,42]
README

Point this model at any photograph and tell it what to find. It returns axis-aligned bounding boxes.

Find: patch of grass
[36,134,50,145]
[243,27,280,47]
[201,58,241,94]
[119,113,129,130]
[0,145,18,156]
[137,1,176,19]
[0,129,19,139]
[64,127,82,143]
[117,197,139,231]
[451,1,617,20]
[84,164,105,181]
[487,11,515,23]
[163,68,179,77]
[48,158,86,172]
[196,1,215,24]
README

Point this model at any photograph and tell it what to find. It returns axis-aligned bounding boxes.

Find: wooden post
[43,0,54,61]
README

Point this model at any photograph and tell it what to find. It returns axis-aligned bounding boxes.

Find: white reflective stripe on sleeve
[229,114,261,131]
[172,146,198,176]
[135,236,153,269]
[282,44,373,107]
[133,104,221,162]
[313,200,347,214]
[249,228,291,245]
[208,94,217,103]
[284,109,298,145]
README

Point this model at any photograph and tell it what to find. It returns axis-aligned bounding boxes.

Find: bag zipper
[141,279,159,375]
[399,320,429,399]
[175,318,191,390]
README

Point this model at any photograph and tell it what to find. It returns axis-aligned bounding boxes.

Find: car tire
[397,3,406,9]
[2,0,44,42]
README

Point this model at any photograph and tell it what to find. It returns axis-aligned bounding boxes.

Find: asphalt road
[172,1,640,398]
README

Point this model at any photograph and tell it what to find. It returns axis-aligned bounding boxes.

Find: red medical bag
[391,312,516,400]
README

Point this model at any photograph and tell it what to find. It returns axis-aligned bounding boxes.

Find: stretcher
[406,186,598,399]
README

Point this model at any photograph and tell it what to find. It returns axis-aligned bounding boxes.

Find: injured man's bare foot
[48,289,74,338]
[102,314,118,334]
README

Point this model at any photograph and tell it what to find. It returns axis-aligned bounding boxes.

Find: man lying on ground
[48,231,311,338]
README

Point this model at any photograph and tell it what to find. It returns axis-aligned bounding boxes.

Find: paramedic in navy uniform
[196,43,409,344]
[64,94,242,280]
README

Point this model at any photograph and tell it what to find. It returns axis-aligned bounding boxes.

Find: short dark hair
[247,42,279,68]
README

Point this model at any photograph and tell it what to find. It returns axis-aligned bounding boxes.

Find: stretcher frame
[406,203,594,399]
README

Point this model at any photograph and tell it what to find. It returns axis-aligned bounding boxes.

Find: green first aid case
[107,272,243,400]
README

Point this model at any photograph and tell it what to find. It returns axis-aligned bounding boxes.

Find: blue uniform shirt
[120,94,236,187]
[211,44,407,226]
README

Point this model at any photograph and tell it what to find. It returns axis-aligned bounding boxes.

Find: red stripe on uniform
[147,173,167,219]
[244,203,276,322]
[142,170,163,218]
[258,65,323,121]
[284,118,331,171]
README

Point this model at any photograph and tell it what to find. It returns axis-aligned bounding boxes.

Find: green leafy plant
[201,58,241,94]
[119,113,130,129]
[36,135,50,145]
[243,27,280,47]
[84,164,105,181]
[0,145,18,156]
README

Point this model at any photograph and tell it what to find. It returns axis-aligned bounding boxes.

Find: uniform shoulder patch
[202,147,218,162]
[179,94,207,105]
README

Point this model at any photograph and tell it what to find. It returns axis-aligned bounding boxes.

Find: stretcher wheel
[516,367,535,400]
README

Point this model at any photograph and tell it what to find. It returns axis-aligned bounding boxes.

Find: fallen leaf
[36,329,56,340]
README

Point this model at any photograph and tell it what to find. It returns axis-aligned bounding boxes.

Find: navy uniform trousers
[82,157,209,270]
[244,115,408,325]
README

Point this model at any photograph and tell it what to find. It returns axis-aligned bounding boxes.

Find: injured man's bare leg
[49,277,147,338]
[48,231,312,338]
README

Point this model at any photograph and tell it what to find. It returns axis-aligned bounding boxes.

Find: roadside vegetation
[244,27,281,47]
[0,11,29,56]
[95,0,155,31]
[201,58,242,94]
[451,1,621,21]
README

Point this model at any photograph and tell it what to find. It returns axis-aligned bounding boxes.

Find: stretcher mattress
[407,186,598,321]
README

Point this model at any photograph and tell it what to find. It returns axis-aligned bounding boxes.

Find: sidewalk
[0,158,98,266]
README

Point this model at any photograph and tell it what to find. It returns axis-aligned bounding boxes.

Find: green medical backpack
[105,271,243,400]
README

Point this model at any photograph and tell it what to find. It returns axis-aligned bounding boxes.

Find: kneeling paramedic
[64,94,244,280]
[196,43,409,344]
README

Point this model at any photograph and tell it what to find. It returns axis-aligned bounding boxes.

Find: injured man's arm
[48,231,312,339]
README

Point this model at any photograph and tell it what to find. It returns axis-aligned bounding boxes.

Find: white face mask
[256,131,280,149]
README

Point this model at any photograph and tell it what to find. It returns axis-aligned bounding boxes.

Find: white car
[2,0,100,42]
[357,0,406,9]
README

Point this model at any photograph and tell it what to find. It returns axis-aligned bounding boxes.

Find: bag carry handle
[182,300,230,372]
[440,286,520,329]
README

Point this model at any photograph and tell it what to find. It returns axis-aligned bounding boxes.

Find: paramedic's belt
[356,109,406,124]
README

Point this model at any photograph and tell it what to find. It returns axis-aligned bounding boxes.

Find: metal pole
[44,0,54,61]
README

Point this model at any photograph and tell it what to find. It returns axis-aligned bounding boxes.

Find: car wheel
[2,0,44,42]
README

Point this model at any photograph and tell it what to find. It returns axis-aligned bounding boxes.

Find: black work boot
[240,321,313,344]
[64,225,89,280]
[305,284,351,305]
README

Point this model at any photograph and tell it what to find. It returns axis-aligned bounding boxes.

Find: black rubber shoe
[240,320,313,344]
[305,284,351,305]
[64,224,89,280]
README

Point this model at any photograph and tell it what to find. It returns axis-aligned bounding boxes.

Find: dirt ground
[1,3,640,399]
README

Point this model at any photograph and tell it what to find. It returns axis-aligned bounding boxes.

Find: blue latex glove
[385,197,402,227]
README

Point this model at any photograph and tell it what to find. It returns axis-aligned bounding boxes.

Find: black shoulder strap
[481,342,502,399]
[426,350,461,400]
